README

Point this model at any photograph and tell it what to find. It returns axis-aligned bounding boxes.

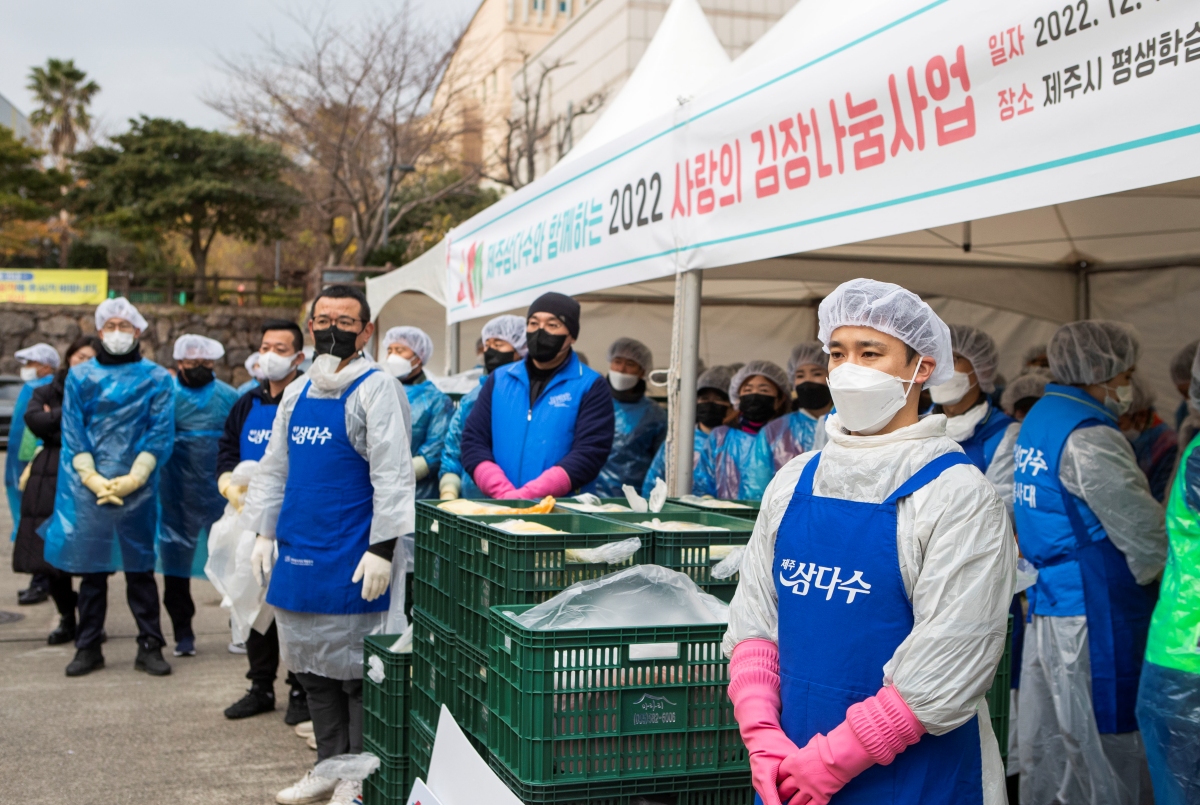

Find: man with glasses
[44,297,176,678]
[240,285,415,805]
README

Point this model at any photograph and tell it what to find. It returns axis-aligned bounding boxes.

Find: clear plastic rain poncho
[203,459,269,644]
[43,358,176,573]
[440,380,486,499]
[760,410,822,472]
[1048,320,1140,385]
[593,392,667,497]
[4,373,52,529]
[157,376,240,578]
[403,378,455,499]
[947,324,1000,393]
[693,425,774,500]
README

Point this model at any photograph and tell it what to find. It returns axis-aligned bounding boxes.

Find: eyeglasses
[312,315,363,330]
[101,320,136,333]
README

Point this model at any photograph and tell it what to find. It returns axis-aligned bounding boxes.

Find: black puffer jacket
[12,374,64,574]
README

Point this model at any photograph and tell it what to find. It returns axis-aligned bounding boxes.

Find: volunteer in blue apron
[45,297,176,678]
[761,341,832,472]
[439,314,527,500]
[157,334,239,658]
[8,343,58,604]
[724,278,1015,805]
[1013,320,1165,805]
[216,319,309,721]
[594,337,667,496]
[241,285,414,805]
[642,364,738,496]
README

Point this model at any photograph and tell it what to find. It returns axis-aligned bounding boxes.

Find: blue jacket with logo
[460,351,614,491]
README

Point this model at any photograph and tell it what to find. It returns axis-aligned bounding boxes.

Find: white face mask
[101,330,136,355]
[608,370,640,391]
[944,400,990,442]
[385,354,415,379]
[1104,382,1134,416]
[928,370,975,406]
[19,367,39,383]
[259,351,299,382]
[827,360,923,435]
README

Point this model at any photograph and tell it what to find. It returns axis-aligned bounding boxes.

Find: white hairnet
[15,343,60,369]
[1022,343,1048,367]
[786,341,827,378]
[173,334,225,361]
[382,326,433,365]
[95,296,148,332]
[607,337,653,372]
[729,360,790,406]
[947,324,1000,393]
[1170,340,1199,386]
[1048,320,1140,386]
[1127,372,1155,415]
[244,351,264,379]
[817,278,954,385]
[999,369,1052,415]
[697,365,737,398]
[481,314,528,357]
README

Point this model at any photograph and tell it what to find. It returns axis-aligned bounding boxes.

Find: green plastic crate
[413,527,456,632]
[454,513,653,656]
[985,615,1014,763]
[362,634,411,756]
[491,760,753,805]
[595,511,754,602]
[411,611,455,729]
[671,498,760,522]
[456,642,490,747]
[362,735,413,805]
[487,603,748,786]
[410,713,435,787]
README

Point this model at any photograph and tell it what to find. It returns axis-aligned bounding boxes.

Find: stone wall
[0,303,304,385]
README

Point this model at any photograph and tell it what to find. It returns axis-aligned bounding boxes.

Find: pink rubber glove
[777,685,925,805]
[510,465,573,499]
[472,461,517,499]
[728,639,798,805]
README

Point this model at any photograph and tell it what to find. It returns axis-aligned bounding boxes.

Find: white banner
[446,0,1200,323]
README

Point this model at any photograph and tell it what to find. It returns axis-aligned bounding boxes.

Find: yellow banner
[0,269,108,305]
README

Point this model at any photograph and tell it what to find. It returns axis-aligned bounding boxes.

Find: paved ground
[0,460,313,805]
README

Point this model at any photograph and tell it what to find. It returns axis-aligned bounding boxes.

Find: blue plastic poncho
[236,378,260,395]
[760,410,821,471]
[694,425,774,500]
[5,375,52,537]
[594,396,668,496]
[641,426,710,497]
[404,378,455,499]
[440,378,484,498]
[43,358,175,574]
[157,378,239,578]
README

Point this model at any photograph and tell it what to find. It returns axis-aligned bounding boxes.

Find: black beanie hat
[527,292,580,338]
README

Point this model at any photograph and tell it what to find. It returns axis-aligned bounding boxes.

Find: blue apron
[268,373,388,615]
[239,396,277,462]
[769,451,983,805]
[958,405,1014,472]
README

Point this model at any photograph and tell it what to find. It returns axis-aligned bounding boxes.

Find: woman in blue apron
[724,279,1014,805]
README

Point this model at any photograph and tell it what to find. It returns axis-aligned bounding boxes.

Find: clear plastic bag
[511,565,729,630]
[622,480,668,513]
[389,622,414,653]
[1016,557,1039,593]
[634,519,730,532]
[711,545,747,580]
[563,536,642,565]
[367,654,386,684]
[677,494,751,509]
[622,485,649,512]
[557,494,632,513]
[313,752,381,781]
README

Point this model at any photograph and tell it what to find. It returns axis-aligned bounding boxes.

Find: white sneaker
[306,735,317,750]
[228,641,247,654]
[294,720,315,738]
[328,780,362,805]
[275,770,338,804]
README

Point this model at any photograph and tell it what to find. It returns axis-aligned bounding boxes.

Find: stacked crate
[361,635,413,805]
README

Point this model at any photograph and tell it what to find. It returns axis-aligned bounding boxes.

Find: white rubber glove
[439,473,461,501]
[412,456,429,481]
[72,452,121,506]
[351,551,392,601]
[106,452,157,499]
[251,535,276,587]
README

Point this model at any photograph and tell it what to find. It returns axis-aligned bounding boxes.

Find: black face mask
[179,365,215,388]
[313,326,360,359]
[739,393,777,423]
[696,401,729,428]
[526,328,568,363]
[484,347,518,374]
[794,381,832,412]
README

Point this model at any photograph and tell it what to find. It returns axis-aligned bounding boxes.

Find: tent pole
[1077,264,1090,320]
[447,321,461,376]
[673,269,702,496]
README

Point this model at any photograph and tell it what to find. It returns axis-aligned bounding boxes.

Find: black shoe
[134,645,172,676]
[284,686,311,726]
[47,618,76,645]
[17,586,49,606]
[224,685,276,719]
[65,647,104,677]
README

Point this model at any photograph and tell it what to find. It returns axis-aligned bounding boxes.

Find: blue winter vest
[268,373,388,615]
[489,352,600,487]
[1011,384,1156,733]
[240,396,277,462]
[958,404,1014,472]
[771,451,982,805]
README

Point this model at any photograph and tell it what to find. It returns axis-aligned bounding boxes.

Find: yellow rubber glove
[105,452,157,500]
[218,471,248,511]
[217,471,234,499]
[73,452,120,505]
[439,473,461,501]
[17,459,34,492]
[413,456,429,481]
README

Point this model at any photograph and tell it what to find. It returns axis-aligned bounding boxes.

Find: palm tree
[27,58,100,171]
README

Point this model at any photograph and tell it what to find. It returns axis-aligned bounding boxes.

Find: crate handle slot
[629,642,680,661]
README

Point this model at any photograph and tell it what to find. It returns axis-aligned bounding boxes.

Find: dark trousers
[295,672,363,762]
[30,571,50,591]
[245,620,303,692]
[47,572,77,622]
[76,571,165,650]
[161,575,194,642]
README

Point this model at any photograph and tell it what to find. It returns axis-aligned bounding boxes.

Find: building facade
[0,91,31,141]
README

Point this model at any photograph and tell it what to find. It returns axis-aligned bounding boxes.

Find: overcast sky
[0,0,479,138]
